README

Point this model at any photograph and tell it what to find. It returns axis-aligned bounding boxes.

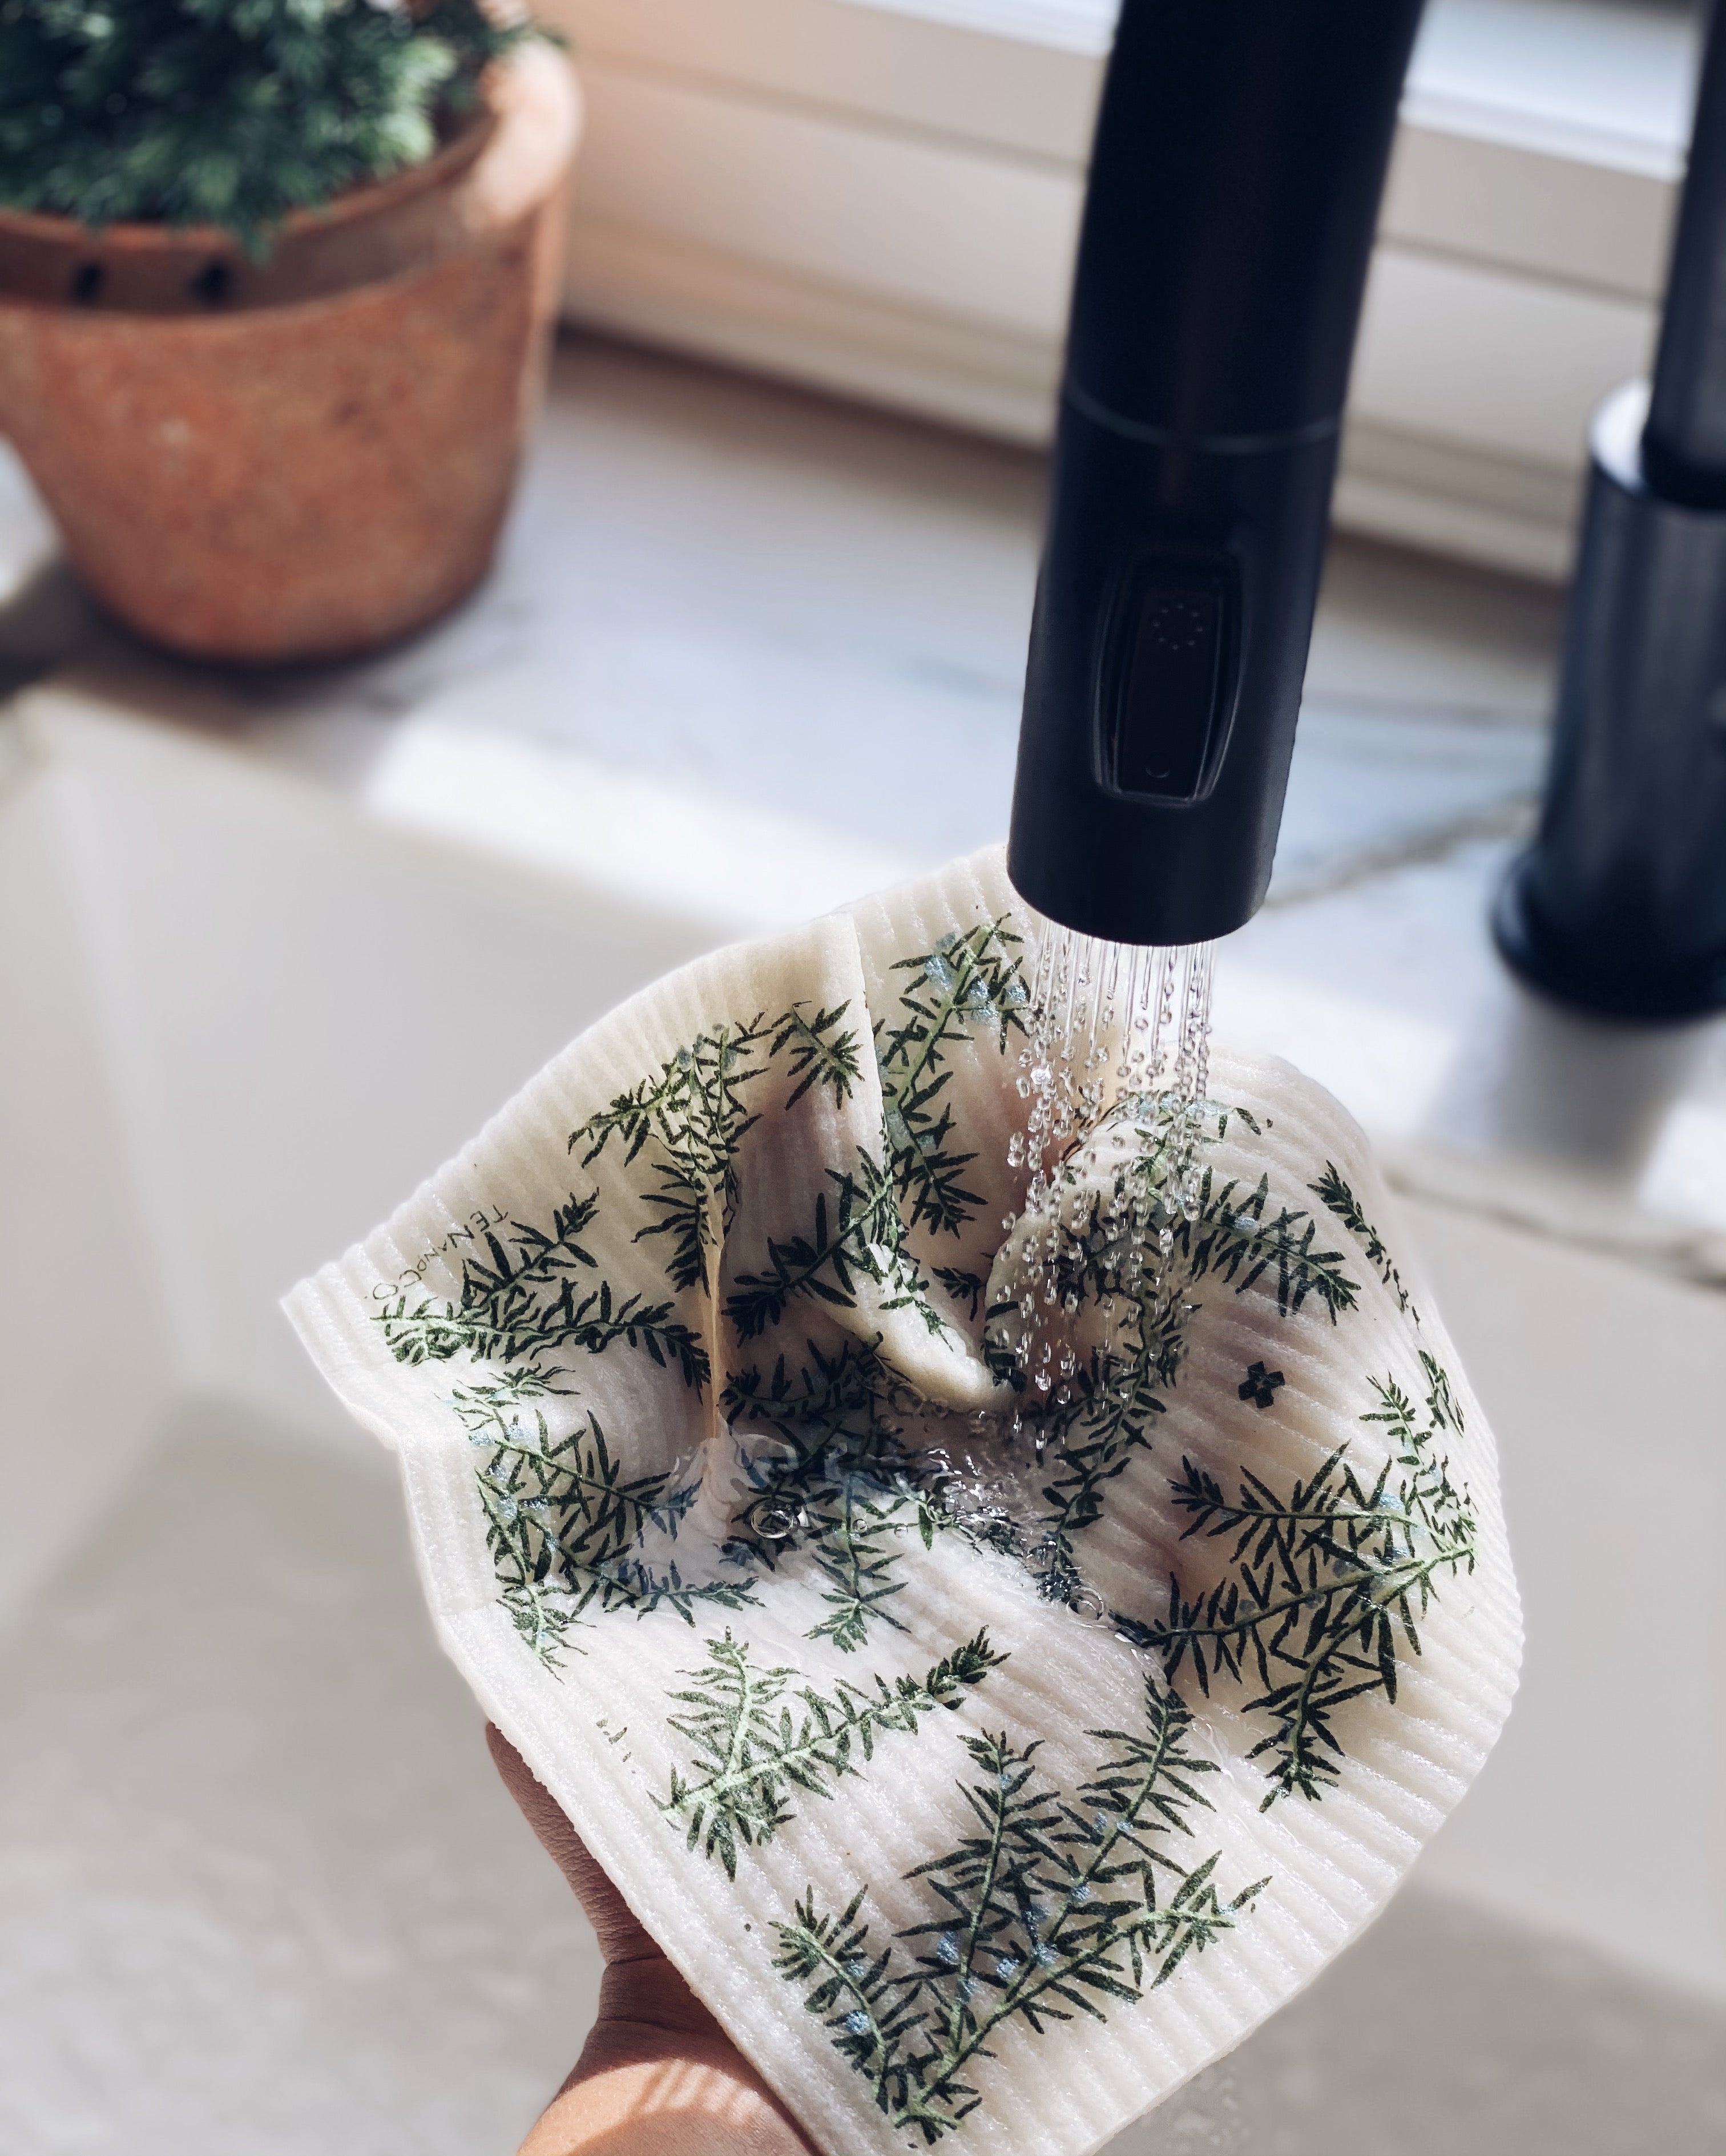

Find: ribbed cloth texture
[287,845,1520,2156]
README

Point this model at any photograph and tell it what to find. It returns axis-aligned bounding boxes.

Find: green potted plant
[0,0,580,663]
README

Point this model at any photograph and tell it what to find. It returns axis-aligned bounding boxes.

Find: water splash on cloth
[1001,924,1216,1414]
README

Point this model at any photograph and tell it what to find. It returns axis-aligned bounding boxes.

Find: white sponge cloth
[287,845,1520,2156]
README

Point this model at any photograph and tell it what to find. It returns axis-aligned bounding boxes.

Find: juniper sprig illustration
[1310,1161,1418,1321]
[723,1339,900,1467]
[772,1680,1264,2142]
[724,1150,941,1339]
[1036,1096,1356,1326]
[986,1095,1356,1568]
[816,1483,917,1648]
[572,1005,862,1298]
[663,1629,1006,1879]
[1176,1166,1360,1322]
[930,1267,986,1323]
[776,1469,938,1656]
[455,1373,755,1665]
[1145,1349,1477,1805]
[723,1342,949,1652]
[1028,1269,1186,1563]
[376,1193,710,1391]
[878,922,1028,1241]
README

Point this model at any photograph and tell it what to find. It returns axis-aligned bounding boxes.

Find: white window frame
[548,0,1701,578]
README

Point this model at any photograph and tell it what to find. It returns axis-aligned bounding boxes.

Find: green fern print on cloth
[288,845,1521,2156]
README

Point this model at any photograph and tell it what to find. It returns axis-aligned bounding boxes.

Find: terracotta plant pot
[0,45,580,663]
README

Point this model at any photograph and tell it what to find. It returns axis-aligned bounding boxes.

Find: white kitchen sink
[2,695,1721,2155]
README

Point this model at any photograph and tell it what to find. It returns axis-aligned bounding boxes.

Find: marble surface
[2,330,1721,1282]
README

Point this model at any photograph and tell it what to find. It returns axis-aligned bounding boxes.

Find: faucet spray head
[1007,0,1427,952]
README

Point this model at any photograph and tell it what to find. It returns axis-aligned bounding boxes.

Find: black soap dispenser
[1496,0,1726,1022]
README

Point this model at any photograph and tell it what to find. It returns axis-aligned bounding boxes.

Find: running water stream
[1002,923,1216,1416]
[905,925,1218,1616]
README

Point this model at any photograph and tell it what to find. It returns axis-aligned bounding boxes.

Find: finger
[486,1725,727,2048]
[486,1722,659,1964]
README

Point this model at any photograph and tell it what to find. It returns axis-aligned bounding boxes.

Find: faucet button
[1098,550,1238,803]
